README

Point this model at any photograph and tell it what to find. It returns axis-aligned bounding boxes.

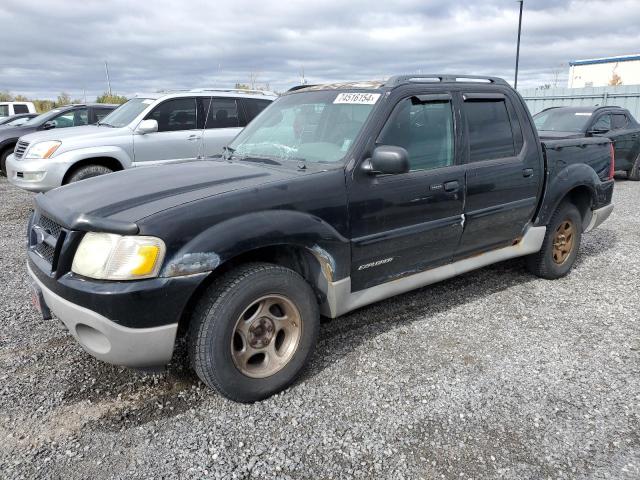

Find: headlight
[71,232,166,280]
[24,141,61,159]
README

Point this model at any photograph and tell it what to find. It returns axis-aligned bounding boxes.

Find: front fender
[53,145,133,169]
[161,209,351,280]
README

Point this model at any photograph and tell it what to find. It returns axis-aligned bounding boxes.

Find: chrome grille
[14,140,29,159]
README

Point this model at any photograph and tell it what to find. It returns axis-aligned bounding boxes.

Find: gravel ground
[0,176,639,480]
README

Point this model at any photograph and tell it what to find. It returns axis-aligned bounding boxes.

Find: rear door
[348,91,465,291]
[200,97,245,157]
[133,97,200,164]
[455,91,541,258]
[608,113,637,171]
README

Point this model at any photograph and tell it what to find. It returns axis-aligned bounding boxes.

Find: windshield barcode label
[334,93,381,105]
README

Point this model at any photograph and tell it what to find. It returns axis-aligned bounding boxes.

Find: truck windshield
[533,109,592,132]
[98,98,152,128]
[227,90,379,164]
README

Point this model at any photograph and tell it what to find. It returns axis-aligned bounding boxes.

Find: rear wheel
[188,263,319,402]
[526,202,583,279]
[66,164,113,184]
[628,153,640,181]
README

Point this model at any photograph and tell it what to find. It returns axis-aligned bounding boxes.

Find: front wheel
[66,164,113,184]
[188,263,320,402]
[526,202,583,279]
[0,148,12,176]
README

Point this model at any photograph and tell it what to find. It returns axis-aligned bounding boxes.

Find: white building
[568,54,640,88]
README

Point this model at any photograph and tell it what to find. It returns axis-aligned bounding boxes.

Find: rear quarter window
[463,99,516,162]
[242,99,272,123]
[13,104,29,114]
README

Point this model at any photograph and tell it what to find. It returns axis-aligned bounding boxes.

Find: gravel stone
[0,176,638,479]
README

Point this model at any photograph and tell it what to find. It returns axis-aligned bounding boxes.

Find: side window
[463,99,515,162]
[0,105,8,116]
[243,99,272,123]
[505,98,524,153]
[611,114,629,130]
[51,111,76,128]
[74,108,88,126]
[205,98,241,129]
[146,98,197,132]
[592,114,611,131]
[94,108,112,122]
[14,104,29,114]
[378,98,454,171]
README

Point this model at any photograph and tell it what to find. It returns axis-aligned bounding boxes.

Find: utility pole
[514,0,524,89]
[104,61,112,96]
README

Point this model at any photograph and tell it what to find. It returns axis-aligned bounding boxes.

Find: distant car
[534,105,640,180]
[0,101,36,119]
[0,104,117,176]
[0,113,39,126]
[5,89,276,191]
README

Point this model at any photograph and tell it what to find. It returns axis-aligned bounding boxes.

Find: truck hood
[537,130,584,139]
[21,125,128,145]
[36,160,298,231]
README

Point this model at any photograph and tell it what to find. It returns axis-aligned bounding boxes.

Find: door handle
[522,168,534,177]
[187,135,202,141]
[443,180,459,192]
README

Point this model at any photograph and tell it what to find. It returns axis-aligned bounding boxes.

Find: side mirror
[42,121,56,130]
[136,119,158,135]
[364,145,410,175]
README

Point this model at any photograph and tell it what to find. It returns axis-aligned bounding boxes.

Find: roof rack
[156,88,277,96]
[385,74,510,87]
[287,84,318,92]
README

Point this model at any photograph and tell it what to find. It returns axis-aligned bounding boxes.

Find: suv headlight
[71,233,166,280]
[25,141,61,159]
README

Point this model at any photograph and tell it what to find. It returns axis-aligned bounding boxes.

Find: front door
[348,92,465,291]
[133,97,201,164]
[455,92,541,258]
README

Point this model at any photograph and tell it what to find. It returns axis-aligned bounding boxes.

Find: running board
[321,226,546,318]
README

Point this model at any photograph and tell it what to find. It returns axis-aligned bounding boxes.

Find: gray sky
[1,0,639,99]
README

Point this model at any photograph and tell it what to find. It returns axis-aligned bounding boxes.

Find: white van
[0,102,37,119]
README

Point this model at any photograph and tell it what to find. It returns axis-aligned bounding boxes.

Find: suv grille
[14,140,29,159]
[29,213,64,269]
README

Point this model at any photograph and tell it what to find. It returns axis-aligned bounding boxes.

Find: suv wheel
[188,263,319,402]
[628,153,640,181]
[66,164,113,184]
[526,202,583,279]
[0,147,12,176]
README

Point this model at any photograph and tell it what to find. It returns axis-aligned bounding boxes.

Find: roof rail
[385,74,510,87]
[156,88,277,96]
[287,84,318,92]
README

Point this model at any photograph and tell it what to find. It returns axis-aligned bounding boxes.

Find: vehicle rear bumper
[6,153,69,192]
[585,203,614,232]
[29,262,179,368]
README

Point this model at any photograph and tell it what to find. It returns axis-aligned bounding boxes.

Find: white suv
[0,101,36,119]
[6,89,276,192]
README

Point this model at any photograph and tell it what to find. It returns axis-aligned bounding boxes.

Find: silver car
[6,89,275,192]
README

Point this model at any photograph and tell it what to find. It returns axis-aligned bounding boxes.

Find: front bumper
[6,153,73,192]
[28,263,178,368]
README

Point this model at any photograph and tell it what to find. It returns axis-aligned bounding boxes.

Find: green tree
[55,92,72,106]
[96,92,128,104]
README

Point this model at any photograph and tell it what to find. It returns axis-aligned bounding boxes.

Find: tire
[188,262,320,403]
[526,202,583,279]
[66,164,113,184]
[628,154,640,181]
[0,147,12,176]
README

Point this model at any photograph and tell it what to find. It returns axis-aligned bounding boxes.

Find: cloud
[0,0,639,98]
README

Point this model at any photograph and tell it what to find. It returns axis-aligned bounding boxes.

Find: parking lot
[0,175,638,479]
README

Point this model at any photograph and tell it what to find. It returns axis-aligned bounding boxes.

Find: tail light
[608,142,615,180]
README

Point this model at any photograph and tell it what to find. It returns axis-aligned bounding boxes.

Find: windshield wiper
[237,156,282,166]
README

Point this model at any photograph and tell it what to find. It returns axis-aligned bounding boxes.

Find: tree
[56,92,72,106]
[0,91,13,102]
[609,73,623,86]
[96,92,128,104]
[14,94,29,101]
[234,83,250,90]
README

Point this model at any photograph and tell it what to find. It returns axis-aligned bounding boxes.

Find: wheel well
[176,245,323,336]
[62,157,123,184]
[0,142,16,156]
[561,186,594,224]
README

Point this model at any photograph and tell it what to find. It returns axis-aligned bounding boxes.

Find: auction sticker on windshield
[334,93,381,104]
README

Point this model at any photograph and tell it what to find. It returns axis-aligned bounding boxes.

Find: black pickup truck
[534,105,640,180]
[26,75,614,402]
